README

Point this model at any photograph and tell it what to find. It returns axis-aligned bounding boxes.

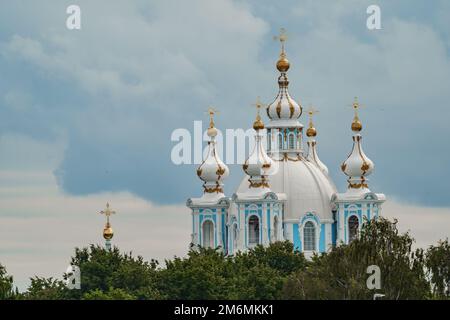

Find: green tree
[83,287,136,300]
[68,245,161,299]
[426,239,450,299]
[157,242,307,299]
[233,241,307,276]
[157,247,230,299]
[20,277,68,300]
[283,217,430,300]
[0,263,16,300]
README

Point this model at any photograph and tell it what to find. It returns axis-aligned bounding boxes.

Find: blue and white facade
[187,41,385,256]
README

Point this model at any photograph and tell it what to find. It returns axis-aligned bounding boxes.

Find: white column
[216,209,222,248]
[338,206,345,244]
[239,204,245,250]
[326,223,332,251]
[262,203,268,245]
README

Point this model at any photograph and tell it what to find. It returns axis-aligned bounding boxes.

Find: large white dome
[237,157,337,221]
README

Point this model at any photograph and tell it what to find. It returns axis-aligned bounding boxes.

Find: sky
[0,0,449,291]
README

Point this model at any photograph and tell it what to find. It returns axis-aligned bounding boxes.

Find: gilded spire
[274,28,290,73]
[252,97,265,131]
[351,97,362,132]
[306,106,318,137]
[267,28,302,120]
[100,203,116,248]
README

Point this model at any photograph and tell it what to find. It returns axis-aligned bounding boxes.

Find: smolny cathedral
[186,34,385,257]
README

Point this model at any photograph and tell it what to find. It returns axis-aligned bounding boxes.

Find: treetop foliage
[1,217,448,300]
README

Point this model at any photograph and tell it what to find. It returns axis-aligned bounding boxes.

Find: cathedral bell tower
[186,109,231,252]
[331,98,386,245]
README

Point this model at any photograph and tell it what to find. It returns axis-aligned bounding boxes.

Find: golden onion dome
[276,55,290,72]
[306,126,317,137]
[103,224,114,240]
[351,117,362,132]
[253,115,264,130]
[253,119,264,130]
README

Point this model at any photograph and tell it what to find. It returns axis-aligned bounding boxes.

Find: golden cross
[307,105,319,117]
[252,97,265,118]
[100,202,116,224]
[307,105,319,125]
[273,28,288,54]
[350,97,365,118]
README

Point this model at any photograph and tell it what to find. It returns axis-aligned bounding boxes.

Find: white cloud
[0,135,190,291]
[383,199,450,249]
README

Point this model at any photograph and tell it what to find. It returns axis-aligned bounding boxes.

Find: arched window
[248,215,260,247]
[232,223,238,250]
[273,216,279,241]
[288,133,295,149]
[278,133,283,151]
[348,215,359,242]
[202,220,214,248]
[267,133,272,151]
[303,221,316,251]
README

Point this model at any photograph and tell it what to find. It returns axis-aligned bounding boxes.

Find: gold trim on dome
[196,168,202,177]
[341,163,347,172]
[276,100,282,118]
[274,153,302,162]
[204,184,223,193]
[348,181,369,189]
[348,176,368,189]
[249,181,270,188]
[361,162,370,173]
[288,98,295,118]
[216,166,225,176]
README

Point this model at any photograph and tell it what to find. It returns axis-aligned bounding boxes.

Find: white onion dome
[306,109,328,175]
[243,104,274,188]
[196,111,229,193]
[266,43,302,120]
[341,99,374,189]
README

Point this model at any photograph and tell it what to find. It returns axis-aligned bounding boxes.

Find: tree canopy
[1,217,449,300]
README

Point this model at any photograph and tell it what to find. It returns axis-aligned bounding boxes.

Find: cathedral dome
[237,159,336,221]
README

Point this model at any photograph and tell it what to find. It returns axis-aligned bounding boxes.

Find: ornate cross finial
[307,105,319,117]
[350,97,364,132]
[273,28,288,55]
[307,105,319,125]
[251,97,265,130]
[351,97,365,117]
[253,97,265,118]
[206,107,219,128]
[100,202,116,224]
